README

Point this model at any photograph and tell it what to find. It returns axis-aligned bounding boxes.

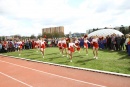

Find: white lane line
[0,71,33,87]
[0,60,106,87]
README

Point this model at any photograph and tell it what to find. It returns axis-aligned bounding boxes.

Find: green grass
[1,47,130,74]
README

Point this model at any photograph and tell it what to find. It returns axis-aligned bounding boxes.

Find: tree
[104,27,107,29]
[129,26,130,33]
[93,28,94,31]
[0,36,5,41]
[120,25,125,34]
[37,33,42,39]
[13,34,21,39]
[30,34,36,39]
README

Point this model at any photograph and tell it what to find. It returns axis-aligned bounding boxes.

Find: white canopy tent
[88,29,123,37]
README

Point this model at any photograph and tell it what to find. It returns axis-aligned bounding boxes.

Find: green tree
[13,34,21,39]
[128,26,130,33]
[120,25,125,34]
[37,33,42,39]
[30,34,36,39]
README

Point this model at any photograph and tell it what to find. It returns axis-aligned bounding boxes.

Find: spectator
[120,35,125,51]
[125,34,129,52]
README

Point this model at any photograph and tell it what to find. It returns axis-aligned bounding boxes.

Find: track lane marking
[0,60,106,87]
[0,71,33,87]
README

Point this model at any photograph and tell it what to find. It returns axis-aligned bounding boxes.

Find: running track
[0,55,130,87]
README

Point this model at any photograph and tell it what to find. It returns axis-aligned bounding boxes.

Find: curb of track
[0,54,130,78]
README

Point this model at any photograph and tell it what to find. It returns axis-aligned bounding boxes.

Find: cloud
[0,0,130,36]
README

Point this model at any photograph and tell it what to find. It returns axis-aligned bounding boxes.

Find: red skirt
[77,46,80,51]
[93,42,99,48]
[84,43,88,48]
[69,46,75,52]
[75,43,79,46]
[62,43,67,48]
[41,44,45,49]
[58,43,62,47]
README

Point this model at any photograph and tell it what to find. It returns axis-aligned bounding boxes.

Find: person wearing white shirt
[68,39,78,62]
[61,37,67,57]
[125,34,129,52]
[17,40,22,56]
[57,38,62,54]
[74,38,80,53]
[40,38,46,58]
[91,36,99,59]
[84,37,90,56]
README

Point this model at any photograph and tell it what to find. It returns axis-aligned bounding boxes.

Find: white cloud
[0,0,130,36]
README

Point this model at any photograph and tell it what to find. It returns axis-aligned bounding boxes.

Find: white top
[69,43,77,48]
[75,40,80,43]
[40,41,46,45]
[62,40,66,44]
[92,38,98,43]
[125,38,129,45]
[17,41,22,45]
[84,40,90,43]
[58,40,62,44]
[35,40,40,44]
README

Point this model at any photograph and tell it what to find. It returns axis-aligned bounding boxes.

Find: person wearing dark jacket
[120,35,125,51]
[115,35,121,51]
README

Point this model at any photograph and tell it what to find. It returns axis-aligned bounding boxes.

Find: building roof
[88,29,123,37]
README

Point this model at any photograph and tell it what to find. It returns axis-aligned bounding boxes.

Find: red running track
[0,55,130,87]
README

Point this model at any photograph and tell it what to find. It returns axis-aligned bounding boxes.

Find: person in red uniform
[17,40,22,56]
[61,37,68,57]
[74,38,80,53]
[57,38,62,54]
[3,40,7,51]
[35,39,40,52]
[40,38,46,58]
[84,37,90,56]
[32,40,35,49]
[66,37,70,47]
[91,36,99,59]
[68,39,78,62]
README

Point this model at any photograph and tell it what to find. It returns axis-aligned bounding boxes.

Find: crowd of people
[0,33,130,62]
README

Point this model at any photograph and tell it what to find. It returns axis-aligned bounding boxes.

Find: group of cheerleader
[15,36,99,62]
[57,36,99,62]
[15,38,46,58]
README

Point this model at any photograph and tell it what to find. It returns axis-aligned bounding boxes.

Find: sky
[0,0,130,36]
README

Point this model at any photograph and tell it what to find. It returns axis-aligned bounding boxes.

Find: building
[42,26,64,34]
[72,33,85,37]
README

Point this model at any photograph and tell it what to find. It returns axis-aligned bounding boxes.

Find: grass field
[1,47,130,74]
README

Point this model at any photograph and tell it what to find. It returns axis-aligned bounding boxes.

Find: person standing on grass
[74,38,80,53]
[57,38,62,54]
[61,37,68,57]
[17,40,23,56]
[40,38,46,58]
[35,39,40,52]
[68,39,78,62]
[125,34,129,52]
[120,35,125,51]
[91,36,99,59]
[84,37,90,56]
